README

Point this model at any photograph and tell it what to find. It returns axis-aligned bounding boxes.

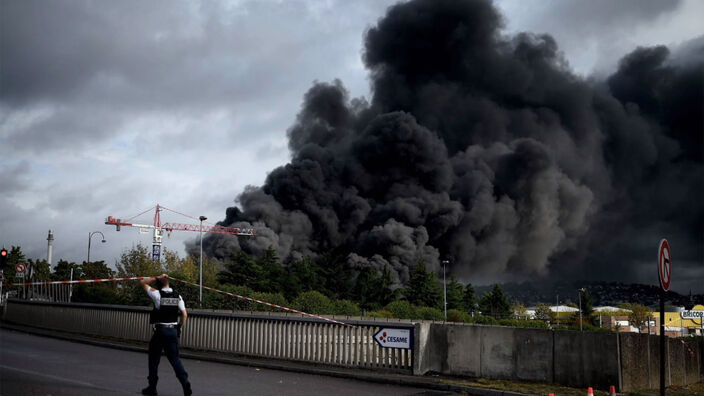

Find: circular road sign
[15,262,26,273]
[658,239,671,291]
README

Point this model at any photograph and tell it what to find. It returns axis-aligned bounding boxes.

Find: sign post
[16,262,27,299]
[657,239,671,396]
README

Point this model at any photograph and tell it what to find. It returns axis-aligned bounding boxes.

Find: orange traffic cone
[609,385,616,396]
[587,387,594,396]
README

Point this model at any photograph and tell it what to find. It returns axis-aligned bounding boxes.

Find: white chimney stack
[47,230,54,266]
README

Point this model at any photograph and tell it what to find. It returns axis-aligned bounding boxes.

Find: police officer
[140,274,192,395]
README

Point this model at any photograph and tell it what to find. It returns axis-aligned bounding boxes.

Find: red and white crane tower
[105,204,255,261]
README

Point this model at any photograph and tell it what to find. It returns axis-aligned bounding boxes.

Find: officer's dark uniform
[143,288,191,395]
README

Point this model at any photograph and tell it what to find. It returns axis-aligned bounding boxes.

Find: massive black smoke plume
[202,0,703,288]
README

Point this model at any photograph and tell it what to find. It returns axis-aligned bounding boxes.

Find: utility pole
[199,215,207,307]
[578,288,585,332]
[441,260,448,321]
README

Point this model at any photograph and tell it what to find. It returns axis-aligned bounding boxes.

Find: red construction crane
[105,204,255,261]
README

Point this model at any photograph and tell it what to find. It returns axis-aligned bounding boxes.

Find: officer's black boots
[181,379,192,396]
[141,376,158,395]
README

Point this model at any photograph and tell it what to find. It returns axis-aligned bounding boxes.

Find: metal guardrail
[2,283,72,303]
[3,299,414,373]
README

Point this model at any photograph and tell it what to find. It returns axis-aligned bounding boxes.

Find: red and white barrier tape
[168,276,353,327]
[2,276,152,287]
[681,339,696,357]
[2,275,353,327]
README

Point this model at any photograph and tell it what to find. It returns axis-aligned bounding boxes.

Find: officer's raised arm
[140,276,156,292]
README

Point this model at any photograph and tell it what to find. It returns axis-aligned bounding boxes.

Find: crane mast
[105,204,255,261]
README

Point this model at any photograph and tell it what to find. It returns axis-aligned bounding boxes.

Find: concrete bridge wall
[417,322,701,391]
[2,299,416,374]
[3,300,702,391]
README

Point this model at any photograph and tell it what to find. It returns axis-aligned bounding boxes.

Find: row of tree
[1,244,505,316]
[1,244,649,329]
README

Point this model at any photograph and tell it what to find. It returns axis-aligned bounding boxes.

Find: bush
[251,292,289,312]
[384,301,417,319]
[519,320,549,329]
[498,319,521,327]
[417,306,444,321]
[471,315,498,325]
[498,319,550,329]
[366,310,393,318]
[568,323,611,332]
[212,284,257,311]
[334,299,362,316]
[293,291,334,314]
[447,309,468,323]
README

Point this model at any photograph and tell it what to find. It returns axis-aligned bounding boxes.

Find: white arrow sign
[373,328,413,349]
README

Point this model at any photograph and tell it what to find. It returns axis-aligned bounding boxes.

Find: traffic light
[0,248,7,267]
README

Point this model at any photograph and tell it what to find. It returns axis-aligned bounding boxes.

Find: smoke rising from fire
[201,0,703,286]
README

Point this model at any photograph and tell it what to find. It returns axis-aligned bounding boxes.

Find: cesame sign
[373,328,413,349]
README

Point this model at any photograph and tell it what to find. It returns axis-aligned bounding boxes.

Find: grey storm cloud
[202,0,703,287]
[0,0,373,153]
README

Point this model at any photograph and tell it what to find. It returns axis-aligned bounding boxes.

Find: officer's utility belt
[153,324,177,329]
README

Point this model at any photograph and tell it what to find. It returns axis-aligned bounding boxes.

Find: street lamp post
[86,231,106,304]
[199,216,207,306]
[87,231,106,265]
[578,288,586,332]
[441,260,449,321]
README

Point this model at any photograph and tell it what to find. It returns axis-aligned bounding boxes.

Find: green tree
[417,306,444,321]
[352,267,379,310]
[478,284,512,319]
[115,244,163,305]
[446,276,464,310]
[164,250,217,285]
[53,259,79,281]
[81,260,115,279]
[463,283,477,314]
[374,265,398,307]
[258,247,285,293]
[404,261,441,308]
[384,300,417,319]
[580,289,595,319]
[73,260,119,304]
[1,246,26,284]
[534,303,556,322]
[27,259,51,281]
[293,291,334,314]
[317,249,353,299]
[218,251,262,289]
[513,302,528,320]
[283,257,320,299]
[353,265,399,310]
[333,299,362,316]
[625,303,652,333]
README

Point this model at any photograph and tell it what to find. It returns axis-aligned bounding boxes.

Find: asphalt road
[0,328,455,396]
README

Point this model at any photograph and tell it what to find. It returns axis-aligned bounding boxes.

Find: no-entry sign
[658,239,671,291]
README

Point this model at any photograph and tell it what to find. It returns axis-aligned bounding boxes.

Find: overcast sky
[1,0,702,292]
